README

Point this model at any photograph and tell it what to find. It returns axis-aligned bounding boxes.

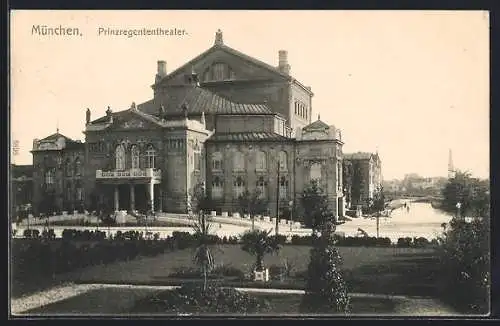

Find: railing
[96,168,161,179]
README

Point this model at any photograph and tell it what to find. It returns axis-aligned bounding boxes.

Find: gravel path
[11,283,105,315]
[11,283,459,316]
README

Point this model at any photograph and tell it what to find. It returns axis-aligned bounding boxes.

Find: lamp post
[289,200,293,232]
[456,202,462,219]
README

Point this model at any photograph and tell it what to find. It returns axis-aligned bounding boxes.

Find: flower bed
[130,283,271,314]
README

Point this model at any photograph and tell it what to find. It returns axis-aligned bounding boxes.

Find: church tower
[448,148,455,179]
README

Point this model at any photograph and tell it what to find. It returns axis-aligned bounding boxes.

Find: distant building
[10,164,34,219]
[342,152,382,209]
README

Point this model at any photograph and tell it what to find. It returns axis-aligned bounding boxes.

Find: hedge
[21,228,437,248]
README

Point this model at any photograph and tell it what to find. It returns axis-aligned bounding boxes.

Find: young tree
[192,212,215,291]
[301,180,335,234]
[300,221,350,314]
[238,189,267,230]
[441,171,490,218]
[240,229,280,272]
[191,182,214,215]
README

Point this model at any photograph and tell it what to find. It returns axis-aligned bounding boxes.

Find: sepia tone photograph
[9,10,490,317]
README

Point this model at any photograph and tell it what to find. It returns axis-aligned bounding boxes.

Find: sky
[10,10,489,180]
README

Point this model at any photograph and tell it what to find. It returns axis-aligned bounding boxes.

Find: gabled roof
[155,40,313,96]
[303,119,330,131]
[33,132,84,152]
[39,132,73,143]
[157,43,289,86]
[90,107,166,126]
[39,132,84,148]
[138,85,274,116]
[206,132,291,143]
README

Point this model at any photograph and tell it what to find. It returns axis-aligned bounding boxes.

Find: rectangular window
[76,188,83,201]
[194,152,201,171]
[279,177,288,200]
[212,180,223,199]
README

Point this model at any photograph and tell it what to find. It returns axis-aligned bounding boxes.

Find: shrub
[300,223,349,314]
[135,284,271,314]
[273,234,287,245]
[437,217,490,314]
[212,264,245,280]
[397,237,413,247]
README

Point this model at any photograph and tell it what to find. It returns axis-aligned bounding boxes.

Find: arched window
[115,145,126,171]
[145,145,156,169]
[45,168,55,185]
[256,177,267,199]
[256,151,267,171]
[233,151,245,171]
[212,152,223,171]
[212,176,224,199]
[279,176,288,200]
[278,151,287,171]
[65,159,72,177]
[74,157,82,176]
[234,176,245,198]
[131,145,140,169]
[310,162,322,181]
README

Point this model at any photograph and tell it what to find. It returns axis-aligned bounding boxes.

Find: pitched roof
[38,133,84,149]
[40,132,72,142]
[343,152,375,160]
[138,85,274,116]
[156,42,313,96]
[158,43,289,85]
[206,132,292,143]
[303,119,330,131]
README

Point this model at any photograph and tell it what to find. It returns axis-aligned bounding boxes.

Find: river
[335,202,453,242]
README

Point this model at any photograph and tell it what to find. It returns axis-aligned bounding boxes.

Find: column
[130,184,135,211]
[114,186,119,212]
[148,181,154,212]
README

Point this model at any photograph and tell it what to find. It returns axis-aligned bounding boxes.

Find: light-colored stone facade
[29,30,370,221]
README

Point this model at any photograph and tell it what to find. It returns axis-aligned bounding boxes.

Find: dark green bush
[437,217,490,314]
[135,283,271,314]
[300,231,350,314]
[397,237,413,247]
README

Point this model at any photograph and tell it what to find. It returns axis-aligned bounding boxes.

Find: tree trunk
[256,254,263,271]
[203,265,207,291]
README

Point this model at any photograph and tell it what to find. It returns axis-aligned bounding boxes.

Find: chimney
[156,60,167,83]
[214,29,224,46]
[278,50,291,75]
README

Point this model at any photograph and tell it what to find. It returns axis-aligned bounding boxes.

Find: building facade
[11,164,34,219]
[343,152,382,209]
[29,30,362,220]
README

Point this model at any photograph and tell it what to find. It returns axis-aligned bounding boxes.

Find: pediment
[301,130,330,141]
[159,45,286,86]
[109,111,161,131]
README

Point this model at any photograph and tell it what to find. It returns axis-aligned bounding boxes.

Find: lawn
[22,286,456,316]
[50,245,439,297]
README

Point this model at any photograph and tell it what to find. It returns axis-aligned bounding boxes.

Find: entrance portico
[96,168,162,212]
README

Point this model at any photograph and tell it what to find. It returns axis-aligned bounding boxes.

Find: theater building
[31,30,351,220]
